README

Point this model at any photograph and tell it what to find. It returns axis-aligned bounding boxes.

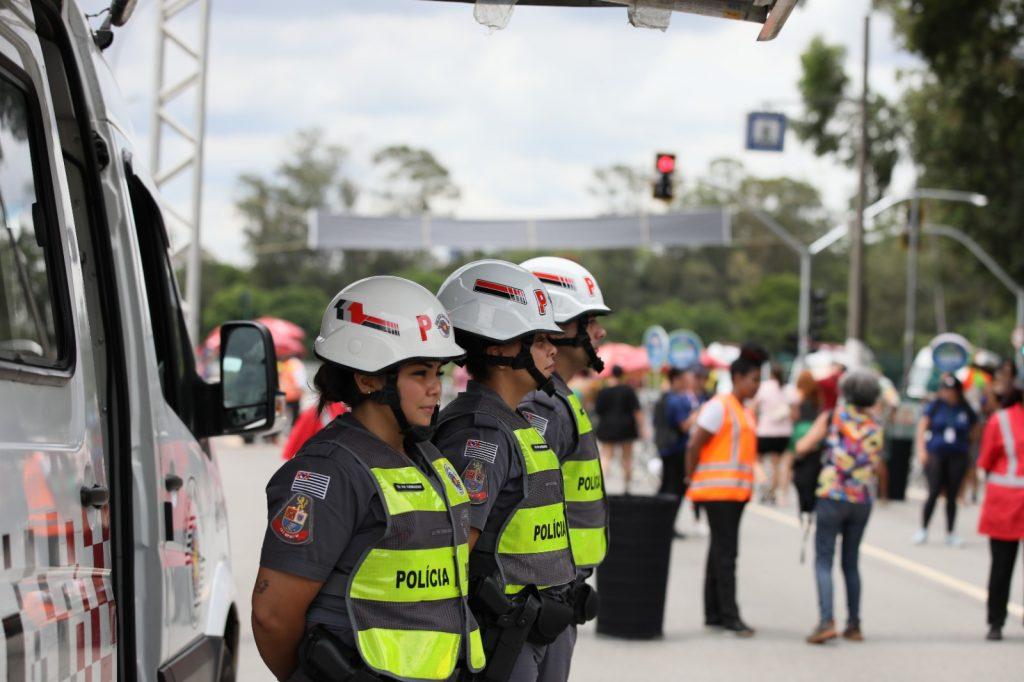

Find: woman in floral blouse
[796,370,886,644]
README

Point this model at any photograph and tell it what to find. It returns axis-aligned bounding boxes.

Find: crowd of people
[247,257,1024,681]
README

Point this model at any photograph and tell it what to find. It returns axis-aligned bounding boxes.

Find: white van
[0,1,279,679]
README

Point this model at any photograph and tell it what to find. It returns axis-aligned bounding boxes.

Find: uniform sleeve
[696,399,725,434]
[434,424,513,531]
[520,394,575,461]
[259,451,363,582]
[977,414,1003,472]
[922,400,937,421]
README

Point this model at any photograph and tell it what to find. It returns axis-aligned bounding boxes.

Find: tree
[876,1,1024,284]
[237,128,357,291]
[793,36,902,203]
[588,164,650,215]
[371,145,460,216]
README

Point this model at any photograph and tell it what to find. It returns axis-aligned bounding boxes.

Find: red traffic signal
[656,153,676,174]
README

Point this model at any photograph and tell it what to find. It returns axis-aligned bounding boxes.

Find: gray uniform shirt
[433,381,525,533]
[520,373,578,463]
[259,413,444,649]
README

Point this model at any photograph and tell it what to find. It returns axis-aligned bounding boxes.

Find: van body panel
[0,1,117,679]
[1,1,244,679]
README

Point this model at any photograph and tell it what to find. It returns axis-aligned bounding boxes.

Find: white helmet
[520,256,611,324]
[315,276,464,373]
[437,259,561,343]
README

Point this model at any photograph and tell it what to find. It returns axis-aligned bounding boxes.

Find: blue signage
[667,329,704,370]
[930,333,972,374]
[643,325,670,371]
[746,112,787,152]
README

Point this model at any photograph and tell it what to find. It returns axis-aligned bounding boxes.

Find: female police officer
[517,257,610,681]
[252,276,485,681]
[432,260,577,682]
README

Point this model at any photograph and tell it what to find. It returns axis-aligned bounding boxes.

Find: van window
[0,71,68,368]
[126,173,196,430]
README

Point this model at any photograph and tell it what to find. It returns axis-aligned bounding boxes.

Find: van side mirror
[218,321,279,434]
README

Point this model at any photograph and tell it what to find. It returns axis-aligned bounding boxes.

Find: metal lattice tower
[149,0,212,344]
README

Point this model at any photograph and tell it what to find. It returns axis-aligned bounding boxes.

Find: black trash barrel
[887,437,912,501]
[595,494,676,639]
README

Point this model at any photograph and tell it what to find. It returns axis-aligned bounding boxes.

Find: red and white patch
[534,272,576,291]
[473,279,527,305]
[271,493,314,545]
[583,277,596,297]
[334,299,400,336]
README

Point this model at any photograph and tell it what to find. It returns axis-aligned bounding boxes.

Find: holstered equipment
[298,625,382,682]
[528,590,575,645]
[470,577,541,682]
[570,579,600,625]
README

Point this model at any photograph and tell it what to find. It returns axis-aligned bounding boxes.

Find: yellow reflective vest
[328,424,485,681]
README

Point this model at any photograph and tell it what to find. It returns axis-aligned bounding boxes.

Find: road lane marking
[749,503,1024,619]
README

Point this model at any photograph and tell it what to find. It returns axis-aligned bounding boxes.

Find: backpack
[652,392,678,453]
[791,410,834,514]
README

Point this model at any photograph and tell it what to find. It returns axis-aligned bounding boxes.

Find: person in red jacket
[281,402,348,460]
[977,379,1024,641]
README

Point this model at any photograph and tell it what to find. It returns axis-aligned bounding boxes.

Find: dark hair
[611,365,624,378]
[731,342,768,379]
[313,362,366,414]
[770,364,785,384]
[456,330,494,382]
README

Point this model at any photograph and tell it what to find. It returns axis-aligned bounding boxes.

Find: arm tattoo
[255,578,270,595]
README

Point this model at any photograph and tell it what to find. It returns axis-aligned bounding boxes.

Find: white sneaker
[912,529,928,545]
[946,535,964,548]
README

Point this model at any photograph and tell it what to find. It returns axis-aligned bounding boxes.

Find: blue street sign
[746,112,787,152]
[667,329,704,370]
[643,325,670,371]
[930,333,972,374]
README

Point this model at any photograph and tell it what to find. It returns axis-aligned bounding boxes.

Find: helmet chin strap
[551,315,605,374]
[483,334,555,395]
[369,373,436,443]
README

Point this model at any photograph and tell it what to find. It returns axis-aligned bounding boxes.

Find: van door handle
[164,474,184,492]
[80,485,109,509]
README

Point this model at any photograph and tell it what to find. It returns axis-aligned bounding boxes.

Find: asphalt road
[213,438,1023,682]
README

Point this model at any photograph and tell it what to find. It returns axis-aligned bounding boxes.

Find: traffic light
[809,289,828,342]
[653,153,676,201]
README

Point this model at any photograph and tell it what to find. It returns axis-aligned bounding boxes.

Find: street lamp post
[808,188,987,382]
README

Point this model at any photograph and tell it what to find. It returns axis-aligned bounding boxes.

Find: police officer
[432,260,577,682]
[252,276,485,682]
[517,257,610,682]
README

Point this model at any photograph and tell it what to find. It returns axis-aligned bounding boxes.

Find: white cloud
[88,0,922,264]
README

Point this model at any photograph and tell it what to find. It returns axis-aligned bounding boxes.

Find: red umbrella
[201,317,308,358]
[596,342,650,377]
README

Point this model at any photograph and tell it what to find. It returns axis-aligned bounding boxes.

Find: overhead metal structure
[424,0,799,39]
[308,209,731,251]
[149,0,212,344]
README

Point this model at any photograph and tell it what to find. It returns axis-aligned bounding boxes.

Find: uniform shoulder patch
[441,460,466,497]
[461,460,488,505]
[522,410,549,436]
[291,470,331,500]
[464,439,499,464]
[271,492,314,545]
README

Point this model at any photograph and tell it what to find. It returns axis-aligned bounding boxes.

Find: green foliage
[793,36,848,157]
[876,0,1024,282]
[793,35,902,202]
[372,145,461,215]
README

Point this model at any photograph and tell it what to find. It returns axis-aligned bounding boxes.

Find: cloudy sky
[87,0,920,264]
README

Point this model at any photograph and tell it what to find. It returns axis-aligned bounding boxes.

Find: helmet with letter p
[520,256,611,372]
[437,259,561,390]
[314,276,463,438]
